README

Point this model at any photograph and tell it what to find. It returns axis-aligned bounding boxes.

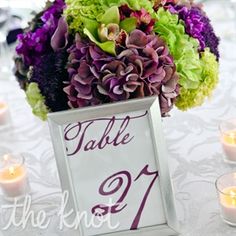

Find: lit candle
[220,186,236,224]
[220,119,236,163]
[216,172,236,226]
[221,130,236,162]
[0,101,10,126]
[0,154,30,200]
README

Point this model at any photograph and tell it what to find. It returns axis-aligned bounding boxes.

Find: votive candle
[0,101,10,126]
[220,119,236,163]
[0,154,30,200]
[216,172,236,226]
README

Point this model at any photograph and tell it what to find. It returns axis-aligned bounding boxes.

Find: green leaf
[127,0,140,10]
[120,17,137,33]
[100,6,120,25]
[84,28,116,55]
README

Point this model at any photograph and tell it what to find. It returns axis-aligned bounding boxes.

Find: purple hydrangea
[64,35,109,108]
[169,5,220,60]
[64,30,179,116]
[16,0,65,66]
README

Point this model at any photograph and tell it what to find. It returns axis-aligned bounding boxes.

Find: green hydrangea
[154,7,202,90]
[64,0,154,33]
[26,83,50,120]
[154,8,219,111]
[176,48,219,110]
[65,0,104,33]
[101,0,154,12]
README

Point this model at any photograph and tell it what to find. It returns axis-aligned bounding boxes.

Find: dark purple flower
[119,5,133,21]
[119,5,155,34]
[168,5,220,60]
[131,9,155,34]
[64,30,179,116]
[29,49,69,112]
[154,0,178,11]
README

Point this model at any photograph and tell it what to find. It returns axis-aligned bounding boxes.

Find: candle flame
[9,167,15,176]
[230,190,236,196]
[232,199,236,206]
[223,131,236,144]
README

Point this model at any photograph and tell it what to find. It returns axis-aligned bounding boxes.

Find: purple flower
[64,35,109,108]
[41,0,65,34]
[64,30,179,116]
[16,0,65,66]
[16,28,49,65]
[168,5,220,60]
[51,17,69,51]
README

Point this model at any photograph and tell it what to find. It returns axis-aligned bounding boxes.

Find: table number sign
[48,97,179,236]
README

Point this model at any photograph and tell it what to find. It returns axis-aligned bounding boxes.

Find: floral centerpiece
[14,0,219,120]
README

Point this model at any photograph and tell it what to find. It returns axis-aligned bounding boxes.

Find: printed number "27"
[91,165,159,230]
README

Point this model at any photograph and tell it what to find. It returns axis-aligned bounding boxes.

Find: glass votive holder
[219,119,236,163]
[0,100,10,127]
[0,153,30,201]
[216,172,236,226]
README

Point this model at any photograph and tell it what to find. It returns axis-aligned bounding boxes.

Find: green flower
[64,0,154,34]
[83,6,120,55]
[26,83,50,120]
[176,48,219,110]
[154,7,202,90]
[101,0,154,12]
[65,0,104,33]
[83,6,137,55]
[154,8,219,111]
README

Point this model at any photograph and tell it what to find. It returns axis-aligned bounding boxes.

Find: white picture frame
[48,97,179,236]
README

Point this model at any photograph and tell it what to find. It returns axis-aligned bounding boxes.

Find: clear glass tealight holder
[0,153,30,201]
[0,100,10,127]
[219,119,236,163]
[216,172,236,226]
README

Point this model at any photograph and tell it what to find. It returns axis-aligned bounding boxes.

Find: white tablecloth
[0,1,236,235]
